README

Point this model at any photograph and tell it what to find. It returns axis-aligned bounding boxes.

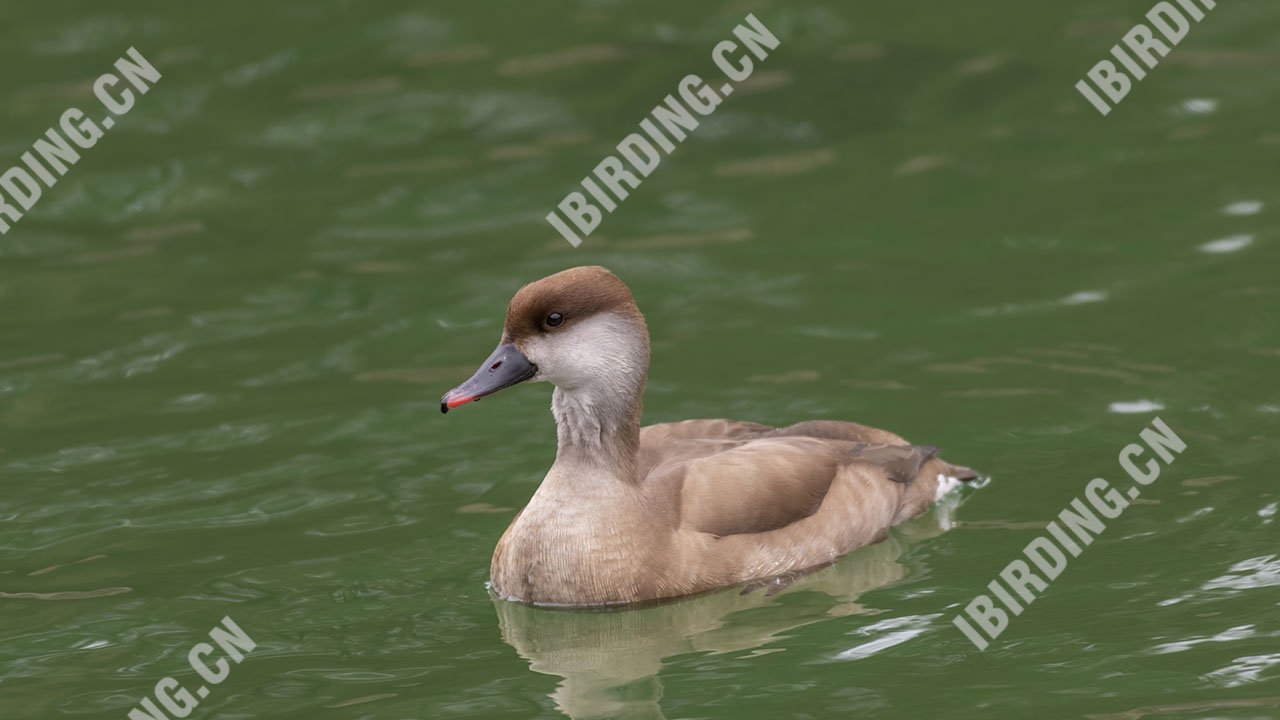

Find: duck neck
[549,378,644,484]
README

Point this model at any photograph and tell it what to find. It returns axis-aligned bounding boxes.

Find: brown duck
[441,266,978,606]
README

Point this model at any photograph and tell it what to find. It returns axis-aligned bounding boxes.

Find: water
[2,1,1278,718]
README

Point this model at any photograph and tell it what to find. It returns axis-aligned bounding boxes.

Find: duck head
[441,266,650,414]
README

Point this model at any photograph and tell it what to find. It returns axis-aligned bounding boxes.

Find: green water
[2,1,1279,718]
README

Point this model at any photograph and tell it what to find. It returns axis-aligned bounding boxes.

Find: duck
[441,266,978,606]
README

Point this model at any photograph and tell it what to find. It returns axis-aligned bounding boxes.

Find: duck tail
[948,462,980,483]
[932,461,980,502]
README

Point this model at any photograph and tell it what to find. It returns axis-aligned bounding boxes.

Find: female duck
[441,266,976,605]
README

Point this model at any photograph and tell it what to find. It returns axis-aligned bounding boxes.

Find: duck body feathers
[491,418,976,606]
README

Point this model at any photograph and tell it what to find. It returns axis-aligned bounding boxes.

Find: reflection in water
[493,497,963,719]
[1085,695,1280,720]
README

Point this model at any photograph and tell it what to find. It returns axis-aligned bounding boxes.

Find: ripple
[1175,507,1214,523]
[29,554,107,576]
[497,44,626,76]
[325,693,399,708]
[1060,290,1108,305]
[1108,399,1164,413]
[224,49,300,87]
[1150,624,1255,654]
[1222,200,1263,216]
[715,148,838,177]
[30,14,144,55]
[1159,555,1280,606]
[833,614,940,661]
[1087,696,1280,720]
[1180,98,1219,114]
[1207,653,1280,688]
[973,289,1108,316]
[1199,235,1254,254]
[0,587,131,600]
[1203,555,1280,590]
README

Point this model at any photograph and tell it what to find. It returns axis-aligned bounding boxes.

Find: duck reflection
[492,498,961,720]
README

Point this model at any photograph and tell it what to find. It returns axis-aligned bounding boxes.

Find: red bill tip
[441,394,478,413]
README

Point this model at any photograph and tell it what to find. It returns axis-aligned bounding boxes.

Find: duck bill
[440,343,537,413]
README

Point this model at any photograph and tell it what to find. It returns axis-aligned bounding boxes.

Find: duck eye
[545,312,564,328]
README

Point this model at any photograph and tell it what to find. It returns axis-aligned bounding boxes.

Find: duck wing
[640,420,975,540]
[674,436,845,537]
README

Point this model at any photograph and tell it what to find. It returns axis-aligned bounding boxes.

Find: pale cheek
[523,334,602,387]
[519,340,550,383]
[521,338,570,384]
[518,313,644,391]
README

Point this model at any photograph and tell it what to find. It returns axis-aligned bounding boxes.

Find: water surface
[2,1,1279,718]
